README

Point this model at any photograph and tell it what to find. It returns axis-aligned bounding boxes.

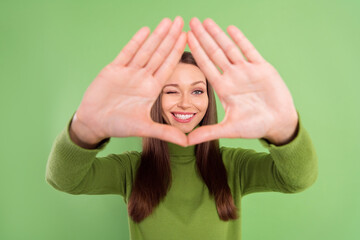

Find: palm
[187,18,298,145]
[81,65,162,137]
[75,17,189,146]
[217,62,295,137]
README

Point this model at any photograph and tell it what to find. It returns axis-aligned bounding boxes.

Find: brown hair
[127,51,238,223]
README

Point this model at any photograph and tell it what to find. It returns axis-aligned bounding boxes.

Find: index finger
[112,26,151,66]
[187,31,221,89]
[202,18,245,64]
[227,25,265,63]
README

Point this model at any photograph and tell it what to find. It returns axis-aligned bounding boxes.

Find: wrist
[264,113,299,146]
[69,113,106,149]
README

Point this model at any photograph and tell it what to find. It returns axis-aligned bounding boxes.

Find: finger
[189,17,231,71]
[202,18,245,64]
[227,25,265,63]
[129,18,172,68]
[187,31,221,88]
[112,26,151,66]
[153,32,187,83]
[145,16,184,74]
[187,124,227,145]
[144,122,188,147]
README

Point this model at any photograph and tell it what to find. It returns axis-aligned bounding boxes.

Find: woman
[46,16,318,240]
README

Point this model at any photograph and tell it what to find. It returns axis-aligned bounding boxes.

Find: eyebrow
[163,81,206,88]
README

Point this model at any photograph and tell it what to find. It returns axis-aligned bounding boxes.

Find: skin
[186,17,299,146]
[70,17,189,148]
[70,16,299,149]
[161,63,208,134]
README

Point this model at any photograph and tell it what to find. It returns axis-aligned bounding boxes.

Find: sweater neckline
[167,142,196,156]
[166,125,199,157]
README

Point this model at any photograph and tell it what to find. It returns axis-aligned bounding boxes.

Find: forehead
[164,63,206,86]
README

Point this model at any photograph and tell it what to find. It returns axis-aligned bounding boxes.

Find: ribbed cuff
[64,111,110,152]
[259,113,316,164]
[259,113,307,151]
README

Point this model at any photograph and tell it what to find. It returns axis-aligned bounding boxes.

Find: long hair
[128,51,238,223]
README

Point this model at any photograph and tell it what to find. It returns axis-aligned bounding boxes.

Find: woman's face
[161,63,209,134]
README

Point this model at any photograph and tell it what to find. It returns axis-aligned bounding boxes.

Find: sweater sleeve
[45,114,140,197]
[221,115,318,197]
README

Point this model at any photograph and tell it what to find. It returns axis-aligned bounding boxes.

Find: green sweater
[45,115,318,240]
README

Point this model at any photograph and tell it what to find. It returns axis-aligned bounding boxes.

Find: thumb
[142,122,188,147]
[187,124,226,145]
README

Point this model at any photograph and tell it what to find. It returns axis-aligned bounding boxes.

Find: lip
[171,112,197,123]
[172,112,196,115]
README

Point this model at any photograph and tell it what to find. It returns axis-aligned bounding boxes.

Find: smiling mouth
[171,112,197,123]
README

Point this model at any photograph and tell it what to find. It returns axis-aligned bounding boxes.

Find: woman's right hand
[70,17,188,148]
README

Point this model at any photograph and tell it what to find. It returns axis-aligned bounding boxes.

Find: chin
[183,128,193,134]
[176,125,193,134]
[170,122,194,133]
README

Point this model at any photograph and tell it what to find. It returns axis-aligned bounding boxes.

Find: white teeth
[174,113,194,120]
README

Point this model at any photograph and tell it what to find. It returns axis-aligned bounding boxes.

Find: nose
[177,94,192,109]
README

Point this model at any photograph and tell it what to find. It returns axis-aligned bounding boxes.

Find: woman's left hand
[187,18,299,146]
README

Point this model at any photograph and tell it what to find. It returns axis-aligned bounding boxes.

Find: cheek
[204,98,209,110]
[195,96,209,112]
[161,96,171,113]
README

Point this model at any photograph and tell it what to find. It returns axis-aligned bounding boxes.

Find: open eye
[193,90,204,95]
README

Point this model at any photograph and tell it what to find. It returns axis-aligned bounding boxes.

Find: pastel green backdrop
[1,0,359,239]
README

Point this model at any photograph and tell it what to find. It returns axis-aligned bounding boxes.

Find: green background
[1,0,359,239]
